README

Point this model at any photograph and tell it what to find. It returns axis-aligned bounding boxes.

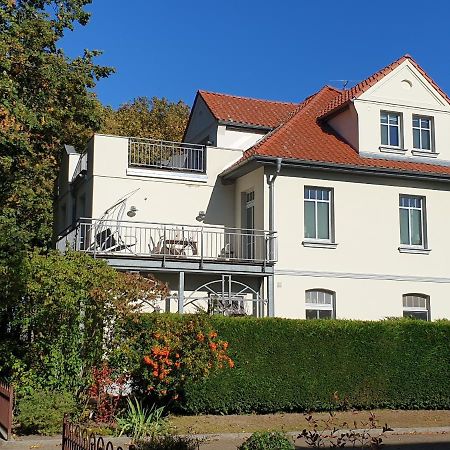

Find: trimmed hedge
[132,315,450,414]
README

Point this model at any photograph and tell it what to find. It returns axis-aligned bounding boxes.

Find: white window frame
[399,195,427,250]
[305,289,336,319]
[303,187,334,243]
[412,115,434,152]
[402,293,430,321]
[380,111,402,148]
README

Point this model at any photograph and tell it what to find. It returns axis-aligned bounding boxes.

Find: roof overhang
[221,154,450,184]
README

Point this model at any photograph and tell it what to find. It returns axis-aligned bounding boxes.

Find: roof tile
[199,90,297,128]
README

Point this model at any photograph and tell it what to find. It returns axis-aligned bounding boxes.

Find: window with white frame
[402,294,430,321]
[304,187,333,241]
[399,195,426,247]
[305,289,335,319]
[380,111,401,147]
[413,115,433,151]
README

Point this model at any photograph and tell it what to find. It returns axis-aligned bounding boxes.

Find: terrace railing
[56,218,277,265]
[128,137,206,173]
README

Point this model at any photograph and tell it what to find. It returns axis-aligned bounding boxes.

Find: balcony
[56,219,277,271]
[128,138,206,173]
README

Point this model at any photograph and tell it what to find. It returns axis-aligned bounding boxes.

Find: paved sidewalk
[1,428,450,450]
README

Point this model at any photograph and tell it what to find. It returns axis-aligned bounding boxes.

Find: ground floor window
[402,293,430,321]
[305,289,335,319]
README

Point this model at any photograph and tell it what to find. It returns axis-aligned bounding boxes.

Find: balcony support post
[267,275,275,317]
[178,271,185,314]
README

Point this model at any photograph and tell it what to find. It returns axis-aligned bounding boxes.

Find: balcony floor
[92,251,274,275]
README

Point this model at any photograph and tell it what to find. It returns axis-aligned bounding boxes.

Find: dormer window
[412,115,433,151]
[380,111,401,147]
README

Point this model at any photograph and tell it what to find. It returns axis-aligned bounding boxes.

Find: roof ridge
[319,54,450,119]
[198,89,297,106]
[245,86,338,157]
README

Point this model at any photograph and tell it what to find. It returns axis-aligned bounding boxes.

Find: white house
[56,55,450,320]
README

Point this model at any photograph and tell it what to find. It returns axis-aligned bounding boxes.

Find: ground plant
[16,390,77,436]
[238,431,295,450]
[131,434,201,450]
[298,412,393,448]
[116,397,169,442]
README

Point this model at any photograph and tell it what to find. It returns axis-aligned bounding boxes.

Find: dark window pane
[412,117,420,127]
[318,310,332,319]
[410,209,423,246]
[403,311,428,321]
[388,114,399,125]
[400,208,410,245]
[380,113,388,124]
[317,202,330,240]
[413,128,420,149]
[381,125,388,145]
[421,129,431,150]
[306,309,318,320]
[389,126,399,146]
[421,118,430,128]
[304,201,316,239]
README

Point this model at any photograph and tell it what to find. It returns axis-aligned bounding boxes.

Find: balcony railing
[56,218,277,265]
[128,138,206,173]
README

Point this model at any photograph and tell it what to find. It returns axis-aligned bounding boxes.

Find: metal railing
[128,137,206,173]
[62,414,125,450]
[72,152,88,182]
[57,218,277,264]
[0,381,13,441]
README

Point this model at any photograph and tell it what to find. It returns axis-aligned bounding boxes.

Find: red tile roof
[228,85,450,178]
[198,90,297,129]
[319,55,450,119]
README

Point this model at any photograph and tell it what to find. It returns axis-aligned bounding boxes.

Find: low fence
[62,415,126,450]
[0,381,13,440]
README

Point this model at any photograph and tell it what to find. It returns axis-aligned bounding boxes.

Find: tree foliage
[0,0,113,252]
[99,97,190,142]
[1,250,169,396]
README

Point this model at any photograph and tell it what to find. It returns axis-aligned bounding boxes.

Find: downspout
[266,157,282,234]
[265,157,282,317]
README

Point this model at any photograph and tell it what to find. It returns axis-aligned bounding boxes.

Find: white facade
[56,57,450,321]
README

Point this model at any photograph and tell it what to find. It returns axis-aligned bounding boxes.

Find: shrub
[238,431,294,450]
[180,317,450,413]
[132,435,201,450]
[16,390,76,435]
[118,314,233,402]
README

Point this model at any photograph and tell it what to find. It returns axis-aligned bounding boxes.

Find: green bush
[133,435,201,450]
[238,431,294,450]
[117,315,450,414]
[180,317,450,413]
[16,390,76,435]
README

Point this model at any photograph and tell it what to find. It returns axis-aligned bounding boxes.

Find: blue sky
[61,0,450,109]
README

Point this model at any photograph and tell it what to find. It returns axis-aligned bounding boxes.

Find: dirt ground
[170,409,450,434]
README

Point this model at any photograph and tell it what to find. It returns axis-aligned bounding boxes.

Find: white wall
[273,168,450,320]
[217,125,266,150]
[184,96,217,145]
[86,134,240,228]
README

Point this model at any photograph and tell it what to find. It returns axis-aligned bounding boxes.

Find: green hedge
[133,316,450,414]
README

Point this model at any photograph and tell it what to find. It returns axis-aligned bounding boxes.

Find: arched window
[402,293,430,321]
[305,289,336,319]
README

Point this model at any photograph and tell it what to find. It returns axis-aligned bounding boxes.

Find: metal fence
[62,415,124,450]
[128,137,205,173]
[0,381,13,440]
[57,219,277,264]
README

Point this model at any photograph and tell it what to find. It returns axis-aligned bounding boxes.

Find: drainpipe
[265,157,282,317]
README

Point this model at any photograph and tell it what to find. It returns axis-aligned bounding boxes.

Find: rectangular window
[380,111,401,147]
[413,115,433,151]
[402,294,430,321]
[304,187,333,241]
[399,195,426,247]
[305,290,335,319]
